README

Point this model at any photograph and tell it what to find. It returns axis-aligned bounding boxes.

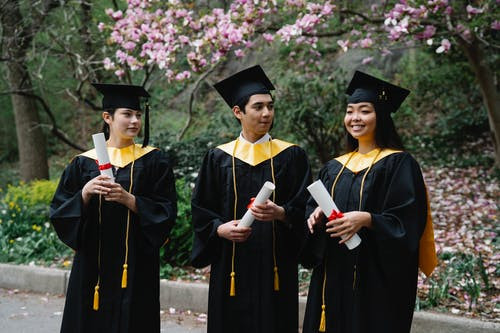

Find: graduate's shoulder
[214,138,305,156]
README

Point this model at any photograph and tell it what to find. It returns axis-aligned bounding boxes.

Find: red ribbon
[247,197,256,209]
[98,163,112,171]
[328,210,344,221]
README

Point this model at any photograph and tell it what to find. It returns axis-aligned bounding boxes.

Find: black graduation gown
[50,148,177,333]
[301,151,428,333]
[191,140,312,333]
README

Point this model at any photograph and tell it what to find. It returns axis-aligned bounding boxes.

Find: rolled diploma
[92,133,115,182]
[307,180,361,250]
[238,181,276,228]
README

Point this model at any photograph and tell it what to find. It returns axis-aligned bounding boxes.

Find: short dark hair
[345,102,404,152]
[233,93,274,124]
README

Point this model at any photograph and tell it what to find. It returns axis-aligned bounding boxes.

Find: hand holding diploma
[217,221,252,242]
[307,180,361,250]
[92,133,115,183]
[238,181,276,228]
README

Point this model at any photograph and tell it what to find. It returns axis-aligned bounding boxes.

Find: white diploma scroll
[238,181,276,228]
[92,133,115,182]
[307,180,361,250]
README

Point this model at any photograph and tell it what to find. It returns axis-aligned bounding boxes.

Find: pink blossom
[466,5,483,15]
[103,57,115,70]
[114,69,125,77]
[337,39,349,52]
[492,21,500,30]
[362,56,373,65]
[234,49,245,58]
[360,37,373,48]
[178,35,190,44]
[421,25,436,39]
[111,10,123,20]
[98,22,106,32]
[123,41,136,51]
[262,33,274,42]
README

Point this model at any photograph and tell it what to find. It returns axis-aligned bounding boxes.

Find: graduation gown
[301,149,437,333]
[50,145,177,333]
[191,138,312,333]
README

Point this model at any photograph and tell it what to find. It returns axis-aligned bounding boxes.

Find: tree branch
[339,9,385,24]
[2,90,87,151]
[177,63,220,141]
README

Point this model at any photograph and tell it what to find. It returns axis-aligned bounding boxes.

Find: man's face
[234,94,274,138]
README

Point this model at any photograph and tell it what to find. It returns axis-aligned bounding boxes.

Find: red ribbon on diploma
[328,210,344,221]
[247,197,256,209]
[98,162,112,171]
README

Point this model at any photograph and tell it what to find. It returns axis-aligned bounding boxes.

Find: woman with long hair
[301,71,437,333]
[50,84,177,333]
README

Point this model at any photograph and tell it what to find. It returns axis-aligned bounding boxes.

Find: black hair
[102,109,115,140]
[233,93,274,124]
[345,102,404,152]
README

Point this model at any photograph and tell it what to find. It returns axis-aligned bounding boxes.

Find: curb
[0,263,498,333]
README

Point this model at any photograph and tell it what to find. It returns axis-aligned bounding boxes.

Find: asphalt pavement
[0,288,206,333]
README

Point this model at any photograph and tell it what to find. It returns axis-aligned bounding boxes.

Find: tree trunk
[459,38,500,168]
[1,1,49,181]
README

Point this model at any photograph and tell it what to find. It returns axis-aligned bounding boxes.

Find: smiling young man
[191,65,312,333]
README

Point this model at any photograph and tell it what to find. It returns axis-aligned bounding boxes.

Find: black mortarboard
[346,71,410,113]
[213,65,275,108]
[92,83,151,147]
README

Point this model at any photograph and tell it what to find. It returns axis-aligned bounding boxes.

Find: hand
[325,211,371,243]
[217,220,252,242]
[307,206,325,234]
[103,183,137,212]
[250,199,286,222]
[82,175,113,204]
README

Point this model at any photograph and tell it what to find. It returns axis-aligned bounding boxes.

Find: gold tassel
[93,285,99,311]
[319,304,326,332]
[230,272,236,296]
[121,264,128,288]
[273,266,280,291]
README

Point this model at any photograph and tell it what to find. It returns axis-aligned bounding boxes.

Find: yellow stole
[79,144,157,168]
[217,138,295,166]
[336,149,438,277]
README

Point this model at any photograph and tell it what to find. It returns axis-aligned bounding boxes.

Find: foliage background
[0,0,498,321]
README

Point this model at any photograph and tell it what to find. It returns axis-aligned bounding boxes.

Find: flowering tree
[101,0,499,165]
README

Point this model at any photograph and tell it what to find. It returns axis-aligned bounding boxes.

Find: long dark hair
[102,109,115,140]
[345,102,404,152]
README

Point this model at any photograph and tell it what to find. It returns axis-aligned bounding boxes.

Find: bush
[4,180,58,206]
[395,51,491,167]
[160,178,194,274]
[0,180,72,265]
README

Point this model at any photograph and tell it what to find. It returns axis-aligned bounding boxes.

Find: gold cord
[122,144,135,289]
[93,194,103,311]
[230,137,279,296]
[230,139,239,296]
[269,138,279,291]
[318,148,383,330]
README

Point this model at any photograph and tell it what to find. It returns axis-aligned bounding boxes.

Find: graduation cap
[213,65,275,108]
[92,83,151,147]
[346,71,410,113]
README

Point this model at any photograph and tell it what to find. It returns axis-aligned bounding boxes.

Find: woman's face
[104,108,142,140]
[344,102,376,142]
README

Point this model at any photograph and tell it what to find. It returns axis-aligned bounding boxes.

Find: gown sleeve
[134,151,177,249]
[50,157,88,251]
[369,153,428,254]
[299,165,330,269]
[280,147,313,239]
[190,150,225,268]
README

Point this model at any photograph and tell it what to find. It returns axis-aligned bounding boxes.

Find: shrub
[160,178,194,272]
[0,180,72,265]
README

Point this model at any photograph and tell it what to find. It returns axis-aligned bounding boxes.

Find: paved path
[0,288,206,333]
